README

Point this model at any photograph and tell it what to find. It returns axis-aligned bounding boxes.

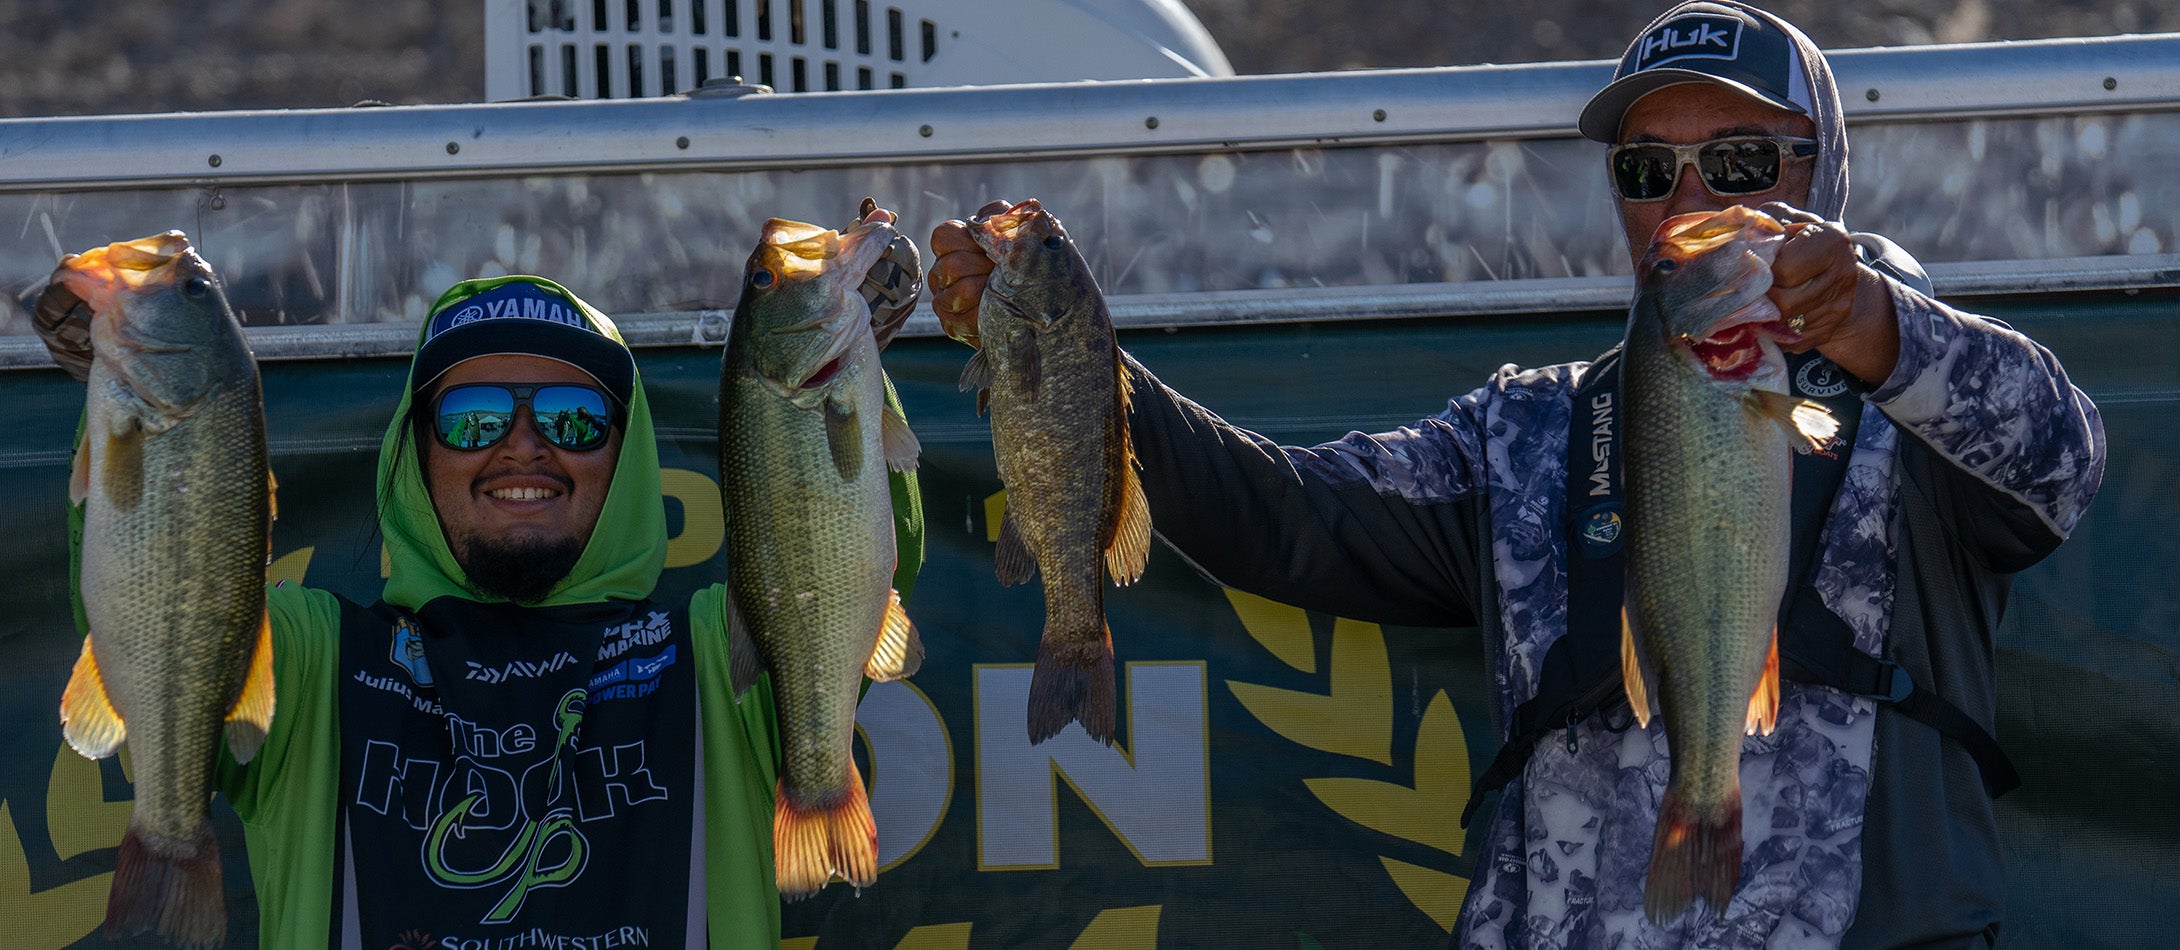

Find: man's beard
[448,531,586,604]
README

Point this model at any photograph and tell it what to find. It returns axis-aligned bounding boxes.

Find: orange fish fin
[863,589,923,682]
[993,512,1037,586]
[1751,389,1839,454]
[267,468,279,523]
[1644,787,1742,924]
[1620,605,1657,729]
[1104,446,1150,586]
[107,818,227,947]
[60,636,126,759]
[880,401,920,473]
[103,422,145,513]
[1744,631,1781,737]
[773,765,878,900]
[1027,622,1117,746]
[68,429,91,505]
[223,612,277,764]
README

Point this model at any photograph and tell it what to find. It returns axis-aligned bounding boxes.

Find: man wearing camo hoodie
[929,3,2104,946]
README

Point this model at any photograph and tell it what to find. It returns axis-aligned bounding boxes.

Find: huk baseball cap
[1577,1,1815,143]
[412,275,637,404]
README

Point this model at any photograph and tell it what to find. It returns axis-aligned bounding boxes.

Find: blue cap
[1578,2,1815,143]
[412,277,636,404]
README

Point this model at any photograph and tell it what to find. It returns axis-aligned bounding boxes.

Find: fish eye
[1651,258,1679,275]
[182,276,211,298]
[748,269,775,289]
[1041,234,1066,251]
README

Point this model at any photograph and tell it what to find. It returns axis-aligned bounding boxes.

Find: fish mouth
[53,231,194,351]
[747,217,892,400]
[970,199,1046,250]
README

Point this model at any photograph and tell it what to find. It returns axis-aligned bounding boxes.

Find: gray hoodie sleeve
[1864,274,2107,560]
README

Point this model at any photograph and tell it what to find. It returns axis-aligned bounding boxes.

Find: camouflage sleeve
[1123,352,1490,627]
[1865,278,2106,544]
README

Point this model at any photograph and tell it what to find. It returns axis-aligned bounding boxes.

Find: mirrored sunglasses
[430,383,615,452]
[1609,135,1819,202]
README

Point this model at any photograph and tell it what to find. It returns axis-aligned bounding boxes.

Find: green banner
[2,291,2174,947]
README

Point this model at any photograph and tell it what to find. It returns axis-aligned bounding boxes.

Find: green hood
[378,275,668,609]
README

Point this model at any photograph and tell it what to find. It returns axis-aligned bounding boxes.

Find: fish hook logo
[421,689,592,923]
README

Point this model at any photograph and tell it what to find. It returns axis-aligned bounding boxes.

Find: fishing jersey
[334,596,701,950]
[1126,275,2102,948]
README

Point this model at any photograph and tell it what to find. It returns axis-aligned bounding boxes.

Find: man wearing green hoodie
[44,249,924,946]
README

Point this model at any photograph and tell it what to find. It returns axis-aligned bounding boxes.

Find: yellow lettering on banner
[893,922,974,949]
[1222,588,1317,673]
[661,468,724,568]
[2,746,137,949]
[1225,616,1392,764]
[781,939,819,950]
[1303,692,1470,856]
[983,491,1007,544]
[1380,857,1468,933]
[1068,905,1162,948]
[1223,594,1474,934]
[268,546,314,587]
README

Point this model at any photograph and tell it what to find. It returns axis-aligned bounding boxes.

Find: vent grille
[512,0,938,97]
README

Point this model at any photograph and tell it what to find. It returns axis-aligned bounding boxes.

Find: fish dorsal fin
[724,580,763,701]
[994,509,1037,586]
[60,636,126,759]
[223,612,277,764]
[1620,603,1659,730]
[1751,389,1840,454]
[822,396,862,481]
[863,588,923,682]
[881,401,921,473]
[1744,631,1782,737]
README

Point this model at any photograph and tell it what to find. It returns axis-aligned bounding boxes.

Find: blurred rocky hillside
[0,0,2174,117]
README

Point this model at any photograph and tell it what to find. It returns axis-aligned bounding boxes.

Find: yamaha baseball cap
[1578,1,1815,143]
[412,275,637,404]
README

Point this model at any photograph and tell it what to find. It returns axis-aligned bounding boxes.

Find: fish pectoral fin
[59,636,126,759]
[880,400,921,473]
[863,588,923,682]
[68,428,90,505]
[822,397,863,480]
[223,612,277,764]
[1751,389,1841,454]
[958,348,993,396]
[1620,604,1659,730]
[723,581,763,701]
[993,510,1038,586]
[102,419,146,513]
[1745,631,1782,737]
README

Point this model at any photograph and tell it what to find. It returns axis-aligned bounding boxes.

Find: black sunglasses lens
[434,385,516,450]
[1612,146,1680,201]
[1698,139,1784,195]
[531,386,612,450]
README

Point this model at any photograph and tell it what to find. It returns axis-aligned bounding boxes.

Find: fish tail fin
[863,588,923,682]
[1752,389,1840,453]
[224,611,277,763]
[1027,623,1117,746]
[1644,787,1741,925]
[1745,631,1781,737]
[60,636,126,759]
[773,768,878,901]
[1619,604,1658,729]
[107,819,227,949]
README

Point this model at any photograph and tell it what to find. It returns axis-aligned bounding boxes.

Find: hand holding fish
[928,198,1013,346]
[1758,202,1901,384]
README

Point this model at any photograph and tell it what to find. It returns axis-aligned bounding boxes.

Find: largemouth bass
[1619,205,1837,923]
[719,215,922,899]
[51,231,275,949]
[960,199,1149,746]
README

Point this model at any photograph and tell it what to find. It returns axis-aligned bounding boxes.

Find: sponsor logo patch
[1634,14,1742,71]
